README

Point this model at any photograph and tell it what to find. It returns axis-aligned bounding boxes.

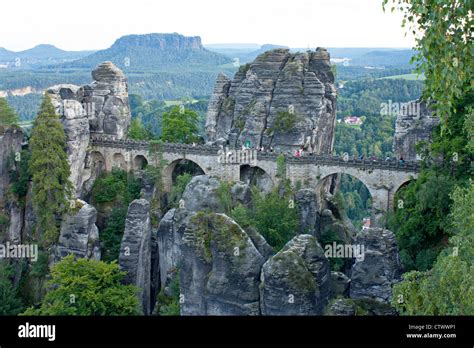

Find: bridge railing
[90,134,419,173]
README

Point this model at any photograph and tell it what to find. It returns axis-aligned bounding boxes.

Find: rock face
[119,199,153,315]
[179,175,224,213]
[260,234,330,315]
[87,62,131,138]
[295,188,320,236]
[393,100,439,161]
[350,228,403,303]
[156,208,186,290]
[325,298,357,316]
[205,48,337,153]
[156,176,265,291]
[180,212,265,315]
[46,62,131,196]
[54,200,101,262]
[330,271,351,298]
[48,88,90,196]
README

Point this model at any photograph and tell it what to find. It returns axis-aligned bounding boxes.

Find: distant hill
[65,33,232,71]
[346,49,415,67]
[206,43,289,64]
[0,44,95,68]
[326,47,403,60]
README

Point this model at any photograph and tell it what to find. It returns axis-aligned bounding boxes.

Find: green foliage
[0,212,9,234]
[128,116,155,140]
[216,181,233,214]
[92,168,141,204]
[335,78,424,159]
[168,173,193,208]
[392,183,474,315]
[146,140,168,192]
[339,174,372,228]
[0,262,24,315]
[0,97,19,125]
[28,94,73,246]
[161,106,200,144]
[271,110,300,133]
[276,154,286,178]
[319,229,345,272]
[8,149,31,199]
[156,272,180,316]
[246,187,298,251]
[238,63,250,75]
[335,116,395,158]
[230,204,252,229]
[100,206,128,262]
[29,251,49,278]
[388,172,454,271]
[22,255,140,315]
[384,0,473,129]
[6,94,42,122]
[91,169,141,262]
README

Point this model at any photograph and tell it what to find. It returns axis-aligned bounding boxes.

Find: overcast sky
[1,0,415,51]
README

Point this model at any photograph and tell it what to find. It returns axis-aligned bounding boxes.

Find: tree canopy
[161,105,200,144]
[28,94,73,246]
[22,255,140,315]
[0,97,19,126]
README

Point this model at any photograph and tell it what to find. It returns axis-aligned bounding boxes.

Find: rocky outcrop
[393,100,438,161]
[295,188,320,236]
[119,199,154,315]
[260,234,330,315]
[48,88,90,196]
[350,228,403,303]
[230,181,252,207]
[245,226,274,260]
[324,298,397,316]
[180,212,265,315]
[156,176,266,291]
[330,271,351,298]
[205,48,337,153]
[325,298,358,316]
[54,199,101,262]
[87,62,131,138]
[156,208,187,291]
[46,61,131,196]
[179,175,224,213]
[157,175,226,290]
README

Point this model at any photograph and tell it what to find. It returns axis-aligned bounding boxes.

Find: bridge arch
[89,150,106,173]
[163,158,206,192]
[133,155,148,170]
[113,153,127,170]
[393,176,416,197]
[316,169,385,227]
[240,164,273,193]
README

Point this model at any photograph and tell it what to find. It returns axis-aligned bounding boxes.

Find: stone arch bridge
[89,134,419,226]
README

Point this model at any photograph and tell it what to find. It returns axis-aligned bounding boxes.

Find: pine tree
[0,97,19,126]
[29,94,73,246]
